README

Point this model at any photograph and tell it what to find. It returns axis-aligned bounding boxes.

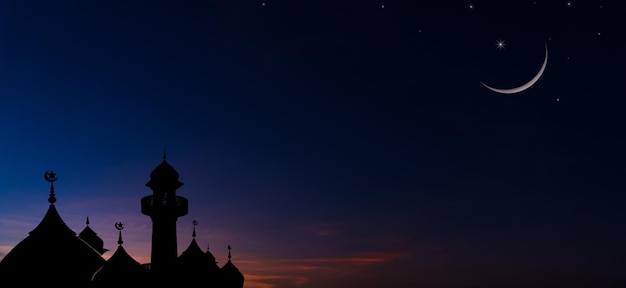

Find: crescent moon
[481,42,548,94]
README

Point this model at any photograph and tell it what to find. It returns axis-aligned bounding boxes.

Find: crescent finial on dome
[115,222,124,245]
[45,170,57,204]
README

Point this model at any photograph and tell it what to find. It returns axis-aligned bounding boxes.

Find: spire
[228,244,231,260]
[192,220,197,238]
[163,148,167,161]
[86,216,90,226]
[44,170,57,204]
[115,222,124,245]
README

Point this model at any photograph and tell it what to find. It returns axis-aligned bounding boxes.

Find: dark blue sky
[1,1,625,287]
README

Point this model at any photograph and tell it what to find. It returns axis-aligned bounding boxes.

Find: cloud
[236,250,414,288]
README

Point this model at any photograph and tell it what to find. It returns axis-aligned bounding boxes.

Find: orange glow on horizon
[235,250,414,288]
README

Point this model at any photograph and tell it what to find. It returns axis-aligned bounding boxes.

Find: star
[566,1,573,8]
[468,3,474,10]
[381,4,385,8]
[495,39,506,50]
[556,98,560,102]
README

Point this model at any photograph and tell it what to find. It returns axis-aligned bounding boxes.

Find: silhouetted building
[90,223,151,288]
[220,245,245,288]
[0,156,245,287]
[79,216,109,255]
[0,172,105,286]
[177,222,221,287]
[141,152,189,281]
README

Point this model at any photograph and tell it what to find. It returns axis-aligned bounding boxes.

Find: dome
[91,224,151,287]
[78,217,108,255]
[145,159,183,191]
[178,238,209,265]
[0,205,105,286]
[91,245,151,287]
[219,246,244,288]
[220,260,245,288]
[177,225,220,287]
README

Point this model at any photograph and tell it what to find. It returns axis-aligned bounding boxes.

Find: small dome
[178,238,207,263]
[220,260,244,288]
[91,224,151,287]
[177,224,220,287]
[219,246,244,288]
[78,217,108,255]
[91,245,150,287]
[178,238,220,271]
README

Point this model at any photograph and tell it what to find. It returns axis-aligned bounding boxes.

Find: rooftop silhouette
[0,157,245,287]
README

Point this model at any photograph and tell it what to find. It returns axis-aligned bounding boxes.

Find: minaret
[141,152,188,278]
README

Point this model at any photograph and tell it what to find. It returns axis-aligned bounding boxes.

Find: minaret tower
[141,152,188,277]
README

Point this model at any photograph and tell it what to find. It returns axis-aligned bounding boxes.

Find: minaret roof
[145,153,183,190]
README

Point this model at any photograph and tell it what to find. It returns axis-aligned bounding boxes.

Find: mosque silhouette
[0,154,245,287]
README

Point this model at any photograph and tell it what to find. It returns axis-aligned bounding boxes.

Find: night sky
[1,1,625,287]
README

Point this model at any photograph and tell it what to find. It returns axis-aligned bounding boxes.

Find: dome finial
[44,170,57,204]
[192,220,197,238]
[115,222,124,245]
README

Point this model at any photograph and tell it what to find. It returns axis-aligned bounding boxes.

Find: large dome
[0,205,105,286]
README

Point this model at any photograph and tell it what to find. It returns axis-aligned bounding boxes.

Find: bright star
[495,39,506,50]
